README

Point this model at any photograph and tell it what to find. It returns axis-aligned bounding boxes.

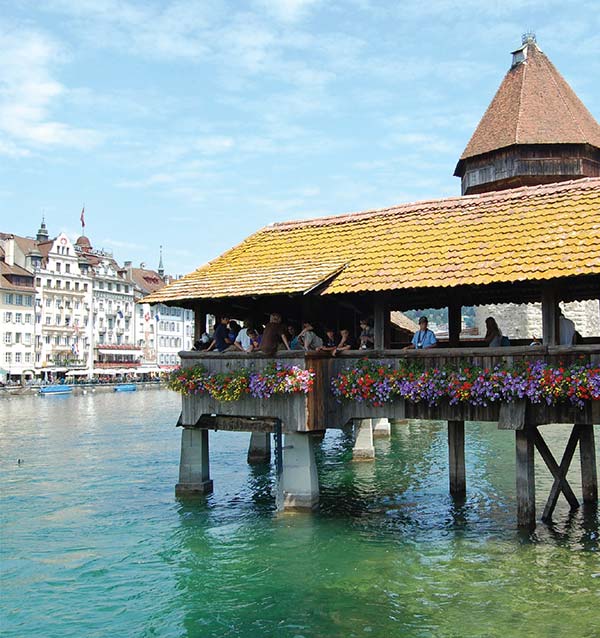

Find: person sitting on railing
[332,329,354,357]
[484,317,504,347]
[233,319,254,352]
[206,316,233,352]
[228,320,241,344]
[259,313,290,355]
[287,324,301,350]
[359,318,374,349]
[558,309,576,345]
[298,321,323,351]
[247,329,261,351]
[318,328,338,353]
[404,316,437,350]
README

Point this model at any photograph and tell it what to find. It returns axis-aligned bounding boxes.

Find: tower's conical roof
[455,36,600,174]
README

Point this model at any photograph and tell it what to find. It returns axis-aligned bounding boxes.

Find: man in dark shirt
[260,313,290,355]
[207,316,231,352]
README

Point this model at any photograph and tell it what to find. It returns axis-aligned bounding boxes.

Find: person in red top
[259,313,290,355]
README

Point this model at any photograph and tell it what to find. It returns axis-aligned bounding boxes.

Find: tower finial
[158,245,165,278]
[36,215,49,242]
[522,31,536,45]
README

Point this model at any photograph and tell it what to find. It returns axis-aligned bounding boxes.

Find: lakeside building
[127,257,195,371]
[0,223,193,381]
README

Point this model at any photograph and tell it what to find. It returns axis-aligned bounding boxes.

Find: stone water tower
[455,34,600,339]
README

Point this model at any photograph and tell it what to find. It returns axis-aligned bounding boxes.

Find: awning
[66,370,90,376]
[96,348,141,356]
[92,369,118,375]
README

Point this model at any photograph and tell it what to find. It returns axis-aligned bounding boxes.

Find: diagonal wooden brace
[532,426,580,522]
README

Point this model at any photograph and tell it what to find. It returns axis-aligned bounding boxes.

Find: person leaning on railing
[403,316,438,350]
[259,313,290,355]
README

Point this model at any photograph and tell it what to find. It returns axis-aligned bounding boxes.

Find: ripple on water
[1,395,598,638]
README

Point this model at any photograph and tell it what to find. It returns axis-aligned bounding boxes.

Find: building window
[45,335,51,344]
[45,317,51,325]
[25,314,32,323]
[24,296,33,306]
[65,281,71,290]
[65,263,70,273]
[15,294,23,305]
[15,352,21,363]
[5,353,11,364]
[4,333,11,344]
[75,282,79,291]
[4,312,11,322]
[25,353,31,363]
[36,277,41,286]
[15,313,22,323]
[56,262,61,272]
[83,284,88,291]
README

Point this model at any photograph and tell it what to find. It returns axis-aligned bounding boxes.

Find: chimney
[4,238,15,266]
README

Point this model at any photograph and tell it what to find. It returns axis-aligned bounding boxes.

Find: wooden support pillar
[515,428,536,528]
[373,297,390,350]
[448,420,466,495]
[578,424,598,504]
[541,286,559,346]
[448,303,462,348]
[194,307,206,342]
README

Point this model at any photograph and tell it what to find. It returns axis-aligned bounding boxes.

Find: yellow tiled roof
[143,178,600,304]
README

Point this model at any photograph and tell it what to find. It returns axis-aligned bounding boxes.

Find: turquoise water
[1,391,598,638]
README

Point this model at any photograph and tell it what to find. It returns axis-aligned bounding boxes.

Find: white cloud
[255,0,321,23]
[0,24,103,154]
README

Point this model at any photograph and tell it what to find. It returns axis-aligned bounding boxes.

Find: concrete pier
[175,428,213,496]
[372,418,391,438]
[281,432,319,510]
[352,419,375,460]
[247,432,271,464]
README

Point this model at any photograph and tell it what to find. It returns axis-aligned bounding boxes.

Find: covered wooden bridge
[144,177,600,527]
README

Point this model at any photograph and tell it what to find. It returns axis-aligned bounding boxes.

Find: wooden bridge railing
[178,345,600,431]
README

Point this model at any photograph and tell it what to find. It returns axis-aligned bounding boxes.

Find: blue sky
[1,0,599,276]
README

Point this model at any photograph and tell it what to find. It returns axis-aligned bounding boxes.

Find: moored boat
[114,383,137,392]
[39,385,73,395]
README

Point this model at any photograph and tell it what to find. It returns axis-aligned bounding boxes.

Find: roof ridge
[514,53,528,143]
[269,177,600,230]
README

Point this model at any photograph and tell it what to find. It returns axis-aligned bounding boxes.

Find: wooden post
[515,428,536,527]
[194,307,206,342]
[448,420,466,495]
[373,297,390,350]
[578,424,598,504]
[448,303,462,348]
[541,286,559,346]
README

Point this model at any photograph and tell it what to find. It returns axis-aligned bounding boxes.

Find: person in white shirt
[558,310,576,345]
[233,319,254,352]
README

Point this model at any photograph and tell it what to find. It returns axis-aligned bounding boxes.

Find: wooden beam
[532,426,580,521]
[373,297,390,350]
[516,428,536,528]
[578,424,598,504]
[193,305,206,342]
[541,285,559,346]
[448,303,462,348]
[448,420,466,495]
